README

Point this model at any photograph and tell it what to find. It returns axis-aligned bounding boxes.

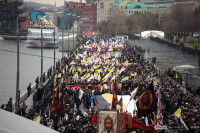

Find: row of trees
[161,5,200,39]
[95,7,159,37]
[95,5,200,39]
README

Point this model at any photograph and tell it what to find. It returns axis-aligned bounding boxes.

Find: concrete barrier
[12,72,50,110]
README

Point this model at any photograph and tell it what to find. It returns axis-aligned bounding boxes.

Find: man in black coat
[75,96,81,111]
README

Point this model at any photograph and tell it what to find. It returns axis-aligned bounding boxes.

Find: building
[0,0,24,33]
[146,2,173,14]
[145,0,200,15]
[123,2,147,15]
[97,0,139,23]
[175,0,200,11]
[86,0,97,4]
[97,0,115,23]
[82,3,97,33]
[19,13,30,32]
[140,0,175,3]
[65,1,85,17]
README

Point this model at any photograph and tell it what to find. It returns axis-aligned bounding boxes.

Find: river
[0,39,62,105]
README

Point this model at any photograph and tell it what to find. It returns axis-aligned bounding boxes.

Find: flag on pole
[121,76,130,82]
[118,97,123,112]
[130,87,138,100]
[51,85,59,117]
[33,115,41,123]
[79,88,84,100]
[136,82,156,118]
[174,107,189,130]
[157,84,163,126]
[59,91,65,118]
[111,82,118,109]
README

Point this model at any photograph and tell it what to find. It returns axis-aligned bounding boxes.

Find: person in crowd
[21,102,27,116]
[27,83,31,97]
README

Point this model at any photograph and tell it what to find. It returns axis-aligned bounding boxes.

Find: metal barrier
[182,70,200,91]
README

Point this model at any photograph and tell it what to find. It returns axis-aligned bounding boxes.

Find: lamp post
[62,15,64,61]
[53,25,56,73]
[40,24,43,85]
[66,13,72,57]
[73,20,74,50]
[71,14,77,50]
[82,17,89,36]
[68,15,70,57]
[15,16,20,109]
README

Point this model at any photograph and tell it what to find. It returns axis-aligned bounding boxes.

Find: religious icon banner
[97,109,119,133]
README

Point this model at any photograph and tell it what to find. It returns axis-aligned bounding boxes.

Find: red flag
[59,91,65,118]
[124,114,156,133]
[157,84,163,126]
[91,114,98,124]
[121,58,123,64]
[50,85,59,117]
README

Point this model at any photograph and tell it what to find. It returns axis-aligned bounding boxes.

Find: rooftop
[124,2,147,10]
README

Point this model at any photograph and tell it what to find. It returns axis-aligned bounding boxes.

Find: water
[0,39,62,105]
[129,39,200,89]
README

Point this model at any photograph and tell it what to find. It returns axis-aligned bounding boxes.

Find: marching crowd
[1,35,200,133]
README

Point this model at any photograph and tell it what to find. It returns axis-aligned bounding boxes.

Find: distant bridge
[141,30,164,39]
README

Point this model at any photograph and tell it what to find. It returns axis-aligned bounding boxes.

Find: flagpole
[125,98,132,111]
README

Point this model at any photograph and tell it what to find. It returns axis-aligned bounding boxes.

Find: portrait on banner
[97,110,119,133]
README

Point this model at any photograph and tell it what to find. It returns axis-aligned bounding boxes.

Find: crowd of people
[1,35,200,133]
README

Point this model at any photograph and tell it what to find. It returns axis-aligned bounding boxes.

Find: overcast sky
[24,0,86,7]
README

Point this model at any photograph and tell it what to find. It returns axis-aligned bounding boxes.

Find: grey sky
[24,0,86,7]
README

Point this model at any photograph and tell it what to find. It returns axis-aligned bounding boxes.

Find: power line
[0,48,60,60]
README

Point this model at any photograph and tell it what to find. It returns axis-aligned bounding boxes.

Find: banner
[89,113,155,133]
[119,113,125,133]
[65,85,99,90]
[124,114,156,133]
[65,84,111,90]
